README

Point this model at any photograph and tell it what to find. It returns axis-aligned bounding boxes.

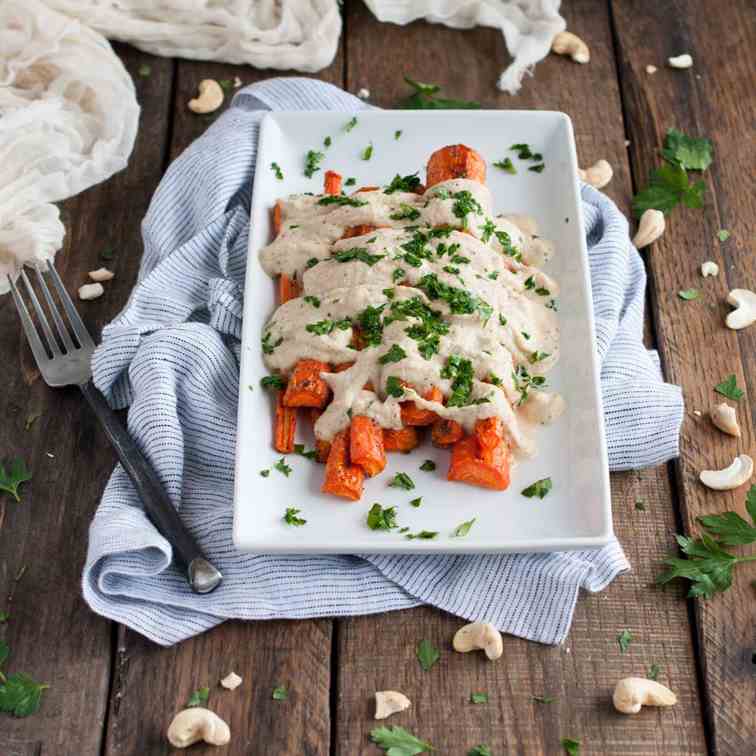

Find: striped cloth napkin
[82,78,683,646]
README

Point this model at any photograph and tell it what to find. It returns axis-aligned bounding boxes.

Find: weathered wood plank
[0,45,174,755]
[103,48,345,756]
[611,1,756,753]
[336,3,707,753]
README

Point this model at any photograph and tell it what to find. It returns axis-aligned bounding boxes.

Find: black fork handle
[80,380,222,594]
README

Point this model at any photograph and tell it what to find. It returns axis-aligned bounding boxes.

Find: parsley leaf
[0,459,31,502]
[283,507,306,526]
[714,374,744,401]
[0,612,8,623]
[395,130,403,140]
[318,195,368,208]
[260,375,286,391]
[533,694,556,704]
[405,530,438,540]
[419,460,436,472]
[390,204,422,221]
[379,344,407,365]
[389,472,415,491]
[0,673,49,717]
[661,128,713,171]
[452,518,476,538]
[401,76,480,110]
[632,163,705,217]
[345,177,356,186]
[468,747,492,756]
[521,477,552,499]
[717,229,730,242]
[697,489,756,546]
[367,503,398,531]
[678,288,699,300]
[386,376,405,398]
[529,164,545,173]
[493,157,516,174]
[370,724,433,755]
[416,639,440,671]
[470,692,488,704]
[617,629,632,653]
[333,247,385,266]
[561,738,580,755]
[304,150,325,178]
[259,469,270,477]
[323,135,332,148]
[343,116,358,132]
[272,686,288,701]
[270,162,283,180]
[361,143,374,161]
[274,458,292,477]
[303,295,321,308]
[647,664,661,681]
[441,355,475,407]
[409,497,422,508]
[384,173,421,194]
[186,686,209,707]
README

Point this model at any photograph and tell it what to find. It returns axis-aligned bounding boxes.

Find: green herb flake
[678,288,699,300]
[323,135,332,148]
[343,116,358,132]
[367,503,398,531]
[259,469,270,477]
[493,157,516,174]
[416,639,440,671]
[717,229,730,242]
[409,497,422,508]
[274,458,292,477]
[533,694,556,704]
[635,498,646,511]
[510,143,534,159]
[648,663,661,681]
[452,518,476,538]
[303,295,321,308]
[468,747,492,756]
[384,173,421,194]
[260,375,286,391]
[186,686,209,708]
[394,129,403,140]
[661,128,713,171]
[100,248,115,261]
[405,530,438,540]
[561,738,581,756]
[390,204,421,221]
[389,472,415,491]
[0,673,49,718]
[379,344,407,365]
[617,629,633,653]
[272,686,288,701]
[632,162,705,217]
[270,161,283,180]
[283,507,306,526]
[345,177,356,186]
[370,725,433,755]
[521,477,552,499]
[401,76,480,110]
[332,247,384,265]
[0,458,31,502]
[318,195,368,208]
[714,374,744,401]
[0,612,7,623]
[137,64,151,78]
[386,376,405,398]
[304,149,325,178]
[419,460,436,472]
[361,143,374,161]
[470,692,489,704]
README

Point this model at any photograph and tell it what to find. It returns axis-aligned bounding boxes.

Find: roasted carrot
[383,426,420,453]
[341,223,379,240]
[333,361,355,373]
[272,200,283,235]
[274,391,296,453]
[431,418,464,447]
[324,170,342,195]
[447,418,511,490]
[283,359,330,408]
[426,144,486,188]
[401,386,443,426]
[278,274,300,303]
[355,186,380,193]
[321,428,364,500]
[349,415,387,477]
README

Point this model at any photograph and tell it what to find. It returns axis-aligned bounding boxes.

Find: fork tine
[46,262,95,349]
[8,274,51,365]
[20,269,62,357]
[35,268,75,353]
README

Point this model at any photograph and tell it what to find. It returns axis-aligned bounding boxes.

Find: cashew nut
[700,261,719,277]
[78,283,104,301]
[633,209,665,248]
[668,54,693,69]
[88,267,114,282]
[167,708,231,748]
[357,87,371,100]
[725,289,756,330]
[220,671,242,690]
[188,79,224,114]
[699,455,753,491]
[452,622,503,660]
[710,403,740,437]
[613,678,677,714]
[374,690,411,719]
[578,160,613,189]
[646,65,658,74]
[551,32,590,64]
[233,76,242,88]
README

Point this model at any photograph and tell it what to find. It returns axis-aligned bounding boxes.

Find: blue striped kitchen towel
[82,78,683,646]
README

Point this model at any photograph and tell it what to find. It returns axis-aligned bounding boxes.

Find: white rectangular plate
[234,110,612,554]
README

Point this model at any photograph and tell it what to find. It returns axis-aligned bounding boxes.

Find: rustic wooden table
[1,2,754,754]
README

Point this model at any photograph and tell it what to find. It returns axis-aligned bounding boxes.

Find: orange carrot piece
[283,359,330,408]
[431,418,464,447]
[426,144,486,187]
[447,419,511,490]
[355,186,380,193]
[274,391,296,453]
[272,200,283,235]
[324,170,342,195]
[400,386,443,426]
[383,426,420,453]
[333,361,355,373]
[349,415,387,477]
[278,274,300,303]
[321,428,364,500]
[315,439,331,464]
[341,223,379,240]
[474,416,503,452]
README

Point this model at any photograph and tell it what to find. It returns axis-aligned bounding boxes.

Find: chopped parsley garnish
[632,162,705,217]
[678,288,699,300]
[495,229,522,260]
[510,143,534,159]
[387,296,449,359]
[452,518,476,537]
[498,314,507,327]
[370,725,433,755]
[270,162,283,180]
[305,257,319,269]
[488,271,499,280]
[468,747,492,756]
[533,695,557,704]
[304,149,324,178]
[357,303,386,346]
[345,177,356,186]
[717,229,730,242]
[323,135,332,148]
[386,376,405,398]
[343,116,358,132]
[479,219,496,243]
[274,458,292,477]
[392,268,406,283]
[443,265,460,275]
[419,460,436,472]
[529,164,545,173]
[441,355,475,407]
[521,331,531,340]
[259,469,270,477]
[382,287,395,300]
[379,344,407,365]
[261,331,283,355]
[394,129,402,140]
[385,173,422,194]
[521,477,552,499]
[488,373,502,386]
[648,664,661,681]
[661,128,713,171]
[529,351,550,364]
[0,458,31,502]
[260,374,286,391]
[390,204,421,221]
[389,472,415,490]
[367,503,398,530]
[187,687,209,708]
[513,364,545,404]
[493,157,516,174]
[617,629,632,653]
[303,295,321,308]
[332,247,385,265]
[272,686,288,701]
[416,639,440,671]
[405,530,438,540]
[441,190,484,228]
[546,299,559,311]
[293,444,318,460]
[417,273,491,321]
[305,318,351,336]
[524,276,536,290]
[714,374,744,401]
[317,195,368,207]
[410,497,422,508]
[561,738,580,755]
[361,143,374,161]
[470,692,489,704]
[283,507,306,526]
[635,498,646,511]
[400,76,481,110]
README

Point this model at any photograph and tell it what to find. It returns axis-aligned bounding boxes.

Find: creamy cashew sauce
[260,178,564,458]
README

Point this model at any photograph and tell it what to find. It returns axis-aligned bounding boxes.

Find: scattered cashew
[233,76,242,88]
[578,160,613,189]
[357,87,371,100]
[374,690,411,719]
[78,283,104,301]
[710,403,741,437]
[551,31,590,64]
[668,54,693,69]
[88,267,114,282]
[613,678,677,714]
[699,455,753,491]
[632,209,665,248]
[452,622,503,660]
[188,79,224,114]
[167,708,231,748]
[725,289,756,330]
[645,65,657,74]
[700,261,719,277]
[220,671,242,690]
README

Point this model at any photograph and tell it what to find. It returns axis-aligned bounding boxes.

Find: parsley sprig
[400,76,480,110]
[371,725,433,754]
[0,458,31,502]
[0,641,49,718]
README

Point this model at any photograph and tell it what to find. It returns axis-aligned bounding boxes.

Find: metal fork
[7,262,222,594]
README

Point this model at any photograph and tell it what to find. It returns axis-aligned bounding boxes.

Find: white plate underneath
[233,109,612,554]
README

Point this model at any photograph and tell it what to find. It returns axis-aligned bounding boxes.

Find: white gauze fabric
[0,0,139,294]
